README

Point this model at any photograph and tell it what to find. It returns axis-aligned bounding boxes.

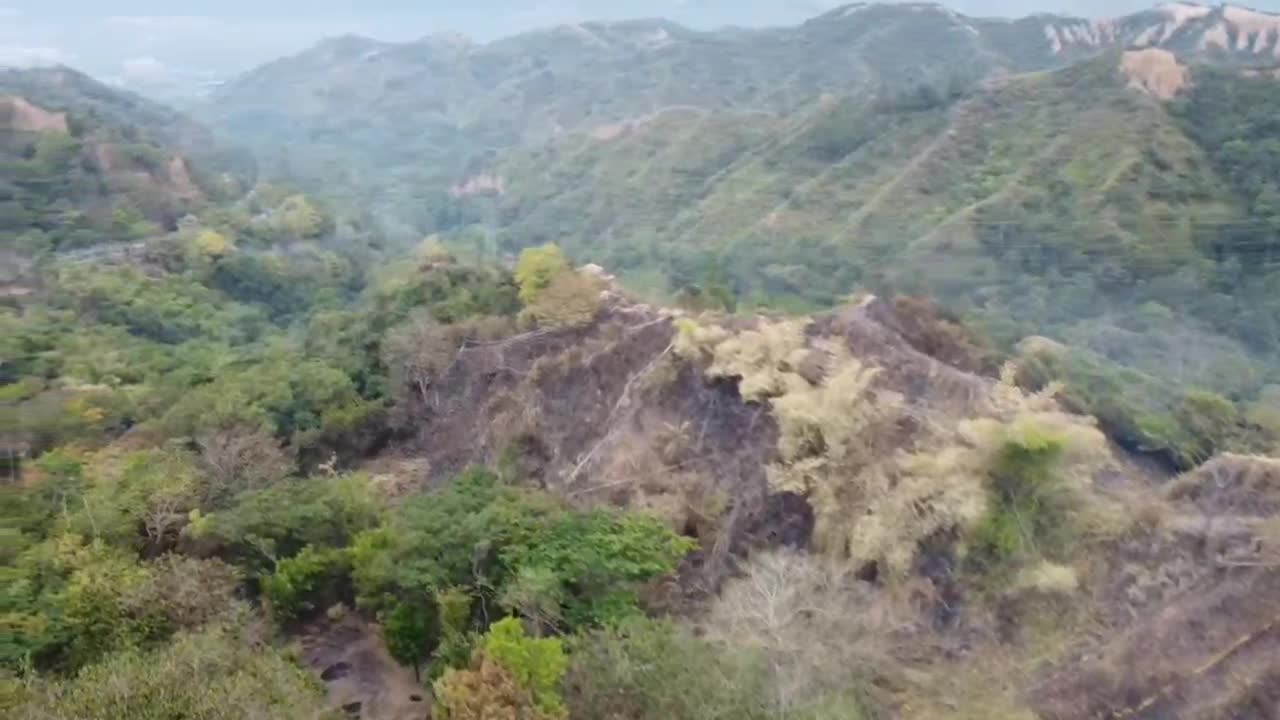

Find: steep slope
[0,67,253,256]
[211,4,1003,143]
[1029,2,1280,65]
[369,275,1280,718]
[202,1,1280,438]
[488,53,1225,299]
[480,51,1280,431]
[202,2,1031,232]
[206,3,1280,237]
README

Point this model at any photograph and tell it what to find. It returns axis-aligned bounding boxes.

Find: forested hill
[202,2,1280,235]
[1,67,258,259]
[3,4,1280,719]
[200,3,1280,461]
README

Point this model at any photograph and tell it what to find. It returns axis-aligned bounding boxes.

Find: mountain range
[3,1,1278,440]
[3,5,1280,720]
[197,3,1280,384]
[200,2,1280,241]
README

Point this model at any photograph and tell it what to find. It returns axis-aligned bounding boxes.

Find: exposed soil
[376,288,1279,718]
[1031,455,1280,720]
[393,296,795,588]
[300,615,430,720]
[1122,49,1190,101]
[0,95,69,133]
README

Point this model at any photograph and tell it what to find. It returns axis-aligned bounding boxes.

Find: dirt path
[301,615,430,720]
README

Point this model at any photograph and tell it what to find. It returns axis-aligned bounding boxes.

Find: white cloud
[0,45,73,68]
[105,15,221,32]
[122,55,170,84]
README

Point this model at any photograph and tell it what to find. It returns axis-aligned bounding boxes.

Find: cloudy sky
[3,1,1280,90]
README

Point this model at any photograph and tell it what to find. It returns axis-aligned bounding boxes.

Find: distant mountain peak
[817,2,969,20]
[1039,1,1280,59]
[416,32,474,49]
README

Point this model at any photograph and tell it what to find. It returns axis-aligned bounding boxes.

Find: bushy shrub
[434,618,568,720]
[522,271,604,330]
[705,319,808,402]
[434,654,558,720]
[9,626,334,720]
[564,617,773,720]
[261,545,353,623]
[514,244,572,305]
[352,469,692,632]
[963,397,1109,576]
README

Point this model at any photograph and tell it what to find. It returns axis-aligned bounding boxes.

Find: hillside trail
[843,98,976,231]
[300,614,429,720]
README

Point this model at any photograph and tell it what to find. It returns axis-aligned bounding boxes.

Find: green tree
[351,469,692,631]
[479,618,567,716]
[522,271,603,330]
[198,473,382,573]
[502,511,695,628]
[434,654,557,720]
[564,617,773,720]
[261,545,352,624]
[9,626,334,720]
[514,244,571,305]
[384,599,441,682]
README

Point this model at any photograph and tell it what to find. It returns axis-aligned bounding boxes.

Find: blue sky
[3,1,1280,90]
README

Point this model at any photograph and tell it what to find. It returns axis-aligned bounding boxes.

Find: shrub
[705,318,808,402]
[672,317,730,362]
[564,617,773,720]
[514,244,571,305]
[434,654,558,720]
[965,407,1108,574]
[523,271,604,330]
[261,545,352,623]
[1173,390,1240,467]
[768,348,906,560]
[384,598,441,682]
[480,618,567,715]
[835,368,1106,580]
[434,618,568,720]
[702,550,885,718]
[195,426,295,501]
[10,626,333,720]
[1013,561,1079,595]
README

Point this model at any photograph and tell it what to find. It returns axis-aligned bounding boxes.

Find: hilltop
[6,224,1277,716]
[199,0,1280,473]
[3,4,1280,720]
[1,66,254,259]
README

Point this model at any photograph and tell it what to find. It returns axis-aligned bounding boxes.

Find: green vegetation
[1,71,699,719]
[350,468,693,632]
[1,67,247,254]
[5,9,1280,720]
[7,626,336,720]
[3,222,692,718]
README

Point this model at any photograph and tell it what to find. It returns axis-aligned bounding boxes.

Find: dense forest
[3,160,704,716]
[3,3,1280,720]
